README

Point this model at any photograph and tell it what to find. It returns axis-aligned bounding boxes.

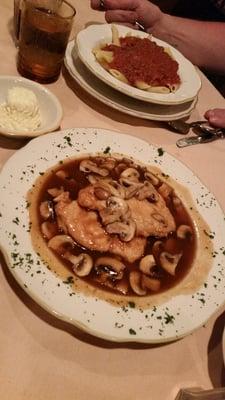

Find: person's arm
[150,14,225,74]
[91,0,225,74]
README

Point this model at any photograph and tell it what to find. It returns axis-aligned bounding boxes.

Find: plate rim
[76,23,202,106]
[1,127,225,343]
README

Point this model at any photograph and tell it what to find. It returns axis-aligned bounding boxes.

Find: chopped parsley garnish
[63,276,74,285]
[103,146,111,154]
[64,136,72,147]
[203,229,215,239]
[164,312,175,324]
[157,147,164,157]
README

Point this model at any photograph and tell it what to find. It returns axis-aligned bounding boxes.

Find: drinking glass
[13,0,23,42]
[17,0,76,83]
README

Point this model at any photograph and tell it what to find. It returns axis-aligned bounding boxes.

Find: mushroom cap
[141,275,161,292]
[41,221,58,240]
[94,183,111,200]
[106,219,136,242]
[177,224,192,239]
[100,196,129,225]
[47,187,64,198]
[124,182,144,199]
[120,167,140,181]
[135,181,159,202]
[144,171,159,186]
[94,156,116,171]
[39,200,54,220]
[152,240,163,255]
[55,170,69,179]
[64,252,93,277]
[48,234,75,254]
[129,271,146,296]
[139,254,156,275]
[158,182,173,199]
[95,256,125,280]
[160,251,182,275]
[80,159,109,177]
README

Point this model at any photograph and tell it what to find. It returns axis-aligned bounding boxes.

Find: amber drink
[14,0,22,42]
[17,0,75,83]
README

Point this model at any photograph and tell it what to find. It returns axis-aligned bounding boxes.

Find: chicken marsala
[31,154,196,296]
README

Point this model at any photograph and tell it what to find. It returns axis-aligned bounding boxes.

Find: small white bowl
[0,76,63,138]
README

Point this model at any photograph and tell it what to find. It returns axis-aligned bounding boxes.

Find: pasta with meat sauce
[92,25,181,93]
[28,154,199,297]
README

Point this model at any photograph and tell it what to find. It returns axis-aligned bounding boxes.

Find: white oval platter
[0,128,225,343]
[76,24,201,106]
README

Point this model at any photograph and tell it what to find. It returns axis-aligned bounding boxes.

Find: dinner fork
[167,119,207,134]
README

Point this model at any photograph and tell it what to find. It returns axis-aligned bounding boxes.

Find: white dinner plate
[64,42,198,122]
[0,128,225,343]
[76,24,202,105]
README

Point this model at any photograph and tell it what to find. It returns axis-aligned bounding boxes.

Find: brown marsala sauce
[37,156,196,296]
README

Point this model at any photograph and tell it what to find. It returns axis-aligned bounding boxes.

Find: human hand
[204,108,225,129]
[90,0,163,33]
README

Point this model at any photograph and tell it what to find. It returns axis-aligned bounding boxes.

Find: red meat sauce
[103,36,180,88]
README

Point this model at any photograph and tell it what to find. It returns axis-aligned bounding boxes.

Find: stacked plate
[64,23,201,121]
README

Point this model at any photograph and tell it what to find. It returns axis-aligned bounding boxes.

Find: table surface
[0,1,225,399]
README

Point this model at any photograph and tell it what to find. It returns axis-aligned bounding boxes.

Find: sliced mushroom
[144,171,160,186]
[95,257,125,280]
[114,279,129,295]
[80,160,109,177]
[124,182,144,199]
[160,251,182,275]
[64,252,93,277]
[152,240,163,255]
[108,180,126,199]
[136,181,159,202]
[39,200,54,220]
[120,168,140,186]
[172,196,181,207]
[177,224,192,239]
[139,254,156,275]
[100,196,129,225]
[115,162,128,175]
[47,187,64,198]
[106,219,136,242]
[158,182,173,199]
[41,221,58,240]
[94,184,111,200]
[95,157,116,170]
[106,195,128,212]
[87,174,102,185]
[141,275,161,292]
[93,181,124,200]
[56,170,69,179]
[120,168,140,182]
[48,234,74,254]
[53,191,70,203]
[129,271,146,296]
